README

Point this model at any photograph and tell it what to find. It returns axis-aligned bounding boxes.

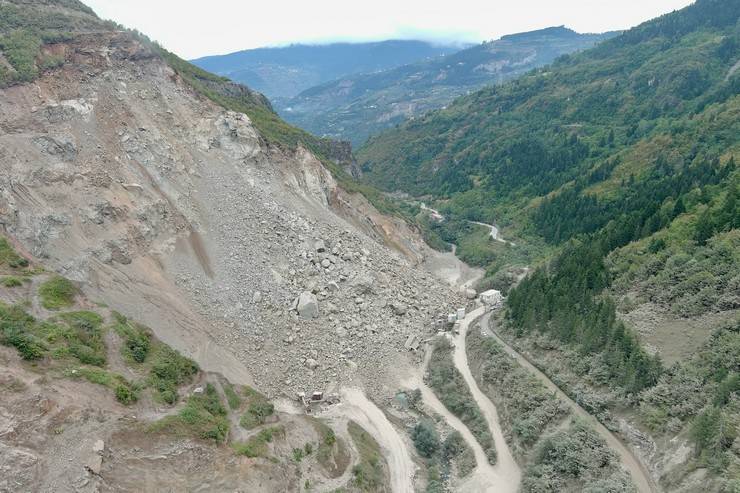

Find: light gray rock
[391,302,408,316]
[295,291,319,318]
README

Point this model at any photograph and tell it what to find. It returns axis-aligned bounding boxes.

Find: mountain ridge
[276,26,617,145]
[191,39,463,99]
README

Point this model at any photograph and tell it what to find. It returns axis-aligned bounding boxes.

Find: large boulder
[294,291,319,319]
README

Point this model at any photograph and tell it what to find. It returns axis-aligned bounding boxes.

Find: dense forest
[359,0,740,486]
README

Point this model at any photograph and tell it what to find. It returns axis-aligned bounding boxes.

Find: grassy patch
[348,420,388,492]
[223,382,242,410]
[239,390,274,429]
[0,237,29,270]
[427,338,497,464]
[38,276,76,310]
[147,343,199,404]
[68,366,139,404]
[233,426,284,458]
[1,276,24,287]
[47,311,107,366]
[150,383,229,443]
[111,311,197,404]
[111,311,151,363]
[0,302,46,360]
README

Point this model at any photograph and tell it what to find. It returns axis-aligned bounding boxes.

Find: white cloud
[84,0,695,59]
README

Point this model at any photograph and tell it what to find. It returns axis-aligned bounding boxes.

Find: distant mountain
[276,27,617,146]
[190,40,462,99]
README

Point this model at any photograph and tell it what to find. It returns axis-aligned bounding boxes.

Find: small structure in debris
[404,334,421,351]
[457,307,466,320]
[480,289,504,308]
[296,389,339,412]
[447,313,457,324]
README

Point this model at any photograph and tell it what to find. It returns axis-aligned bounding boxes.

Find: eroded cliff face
[0,31,460,397]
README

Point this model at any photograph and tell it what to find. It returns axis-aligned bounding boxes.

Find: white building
[480,289,504,307]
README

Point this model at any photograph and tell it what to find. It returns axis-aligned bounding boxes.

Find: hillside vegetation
[278,27,616,146]
[359,0,740,488]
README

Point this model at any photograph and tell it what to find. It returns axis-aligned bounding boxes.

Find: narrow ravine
[479,312,659,493]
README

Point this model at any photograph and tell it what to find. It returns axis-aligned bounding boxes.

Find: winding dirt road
[453,307,521,491]
[323,388,416,493]
[480,312,659,493]
[405,352,504,492]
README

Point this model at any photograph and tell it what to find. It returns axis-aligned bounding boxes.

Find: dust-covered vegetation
[348,420,389,492]
[467,327,635,491]
[467,328,568,454]
[409,416,475,492]
[522,420,634,492]
[638,318,740,488]
[150,383,230,443]
[427,338,497,464]
[233,425,285,458]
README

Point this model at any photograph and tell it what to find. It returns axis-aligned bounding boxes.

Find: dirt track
[324,388,416,493]
[481,312,659,493]
[405,351,505,492]
[453,306,521,491]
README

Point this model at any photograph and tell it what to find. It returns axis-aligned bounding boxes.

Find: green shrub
[38,276,76,310]
[112,315,152,364]
[115,384,137,404]
[412,421,440,458]
[239,394,274,429]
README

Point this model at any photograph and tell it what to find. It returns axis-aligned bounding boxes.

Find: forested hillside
[359,0,740,488]
[277,27,615,146]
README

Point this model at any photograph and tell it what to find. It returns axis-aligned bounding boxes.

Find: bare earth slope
[0,30,462,401]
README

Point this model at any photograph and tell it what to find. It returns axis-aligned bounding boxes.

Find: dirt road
[480,313,659,493]
[324,388,416,493]
[405,351,507,492]
[453,306,521,491]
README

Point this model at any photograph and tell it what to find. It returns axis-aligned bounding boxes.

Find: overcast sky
[84,0,695,59]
